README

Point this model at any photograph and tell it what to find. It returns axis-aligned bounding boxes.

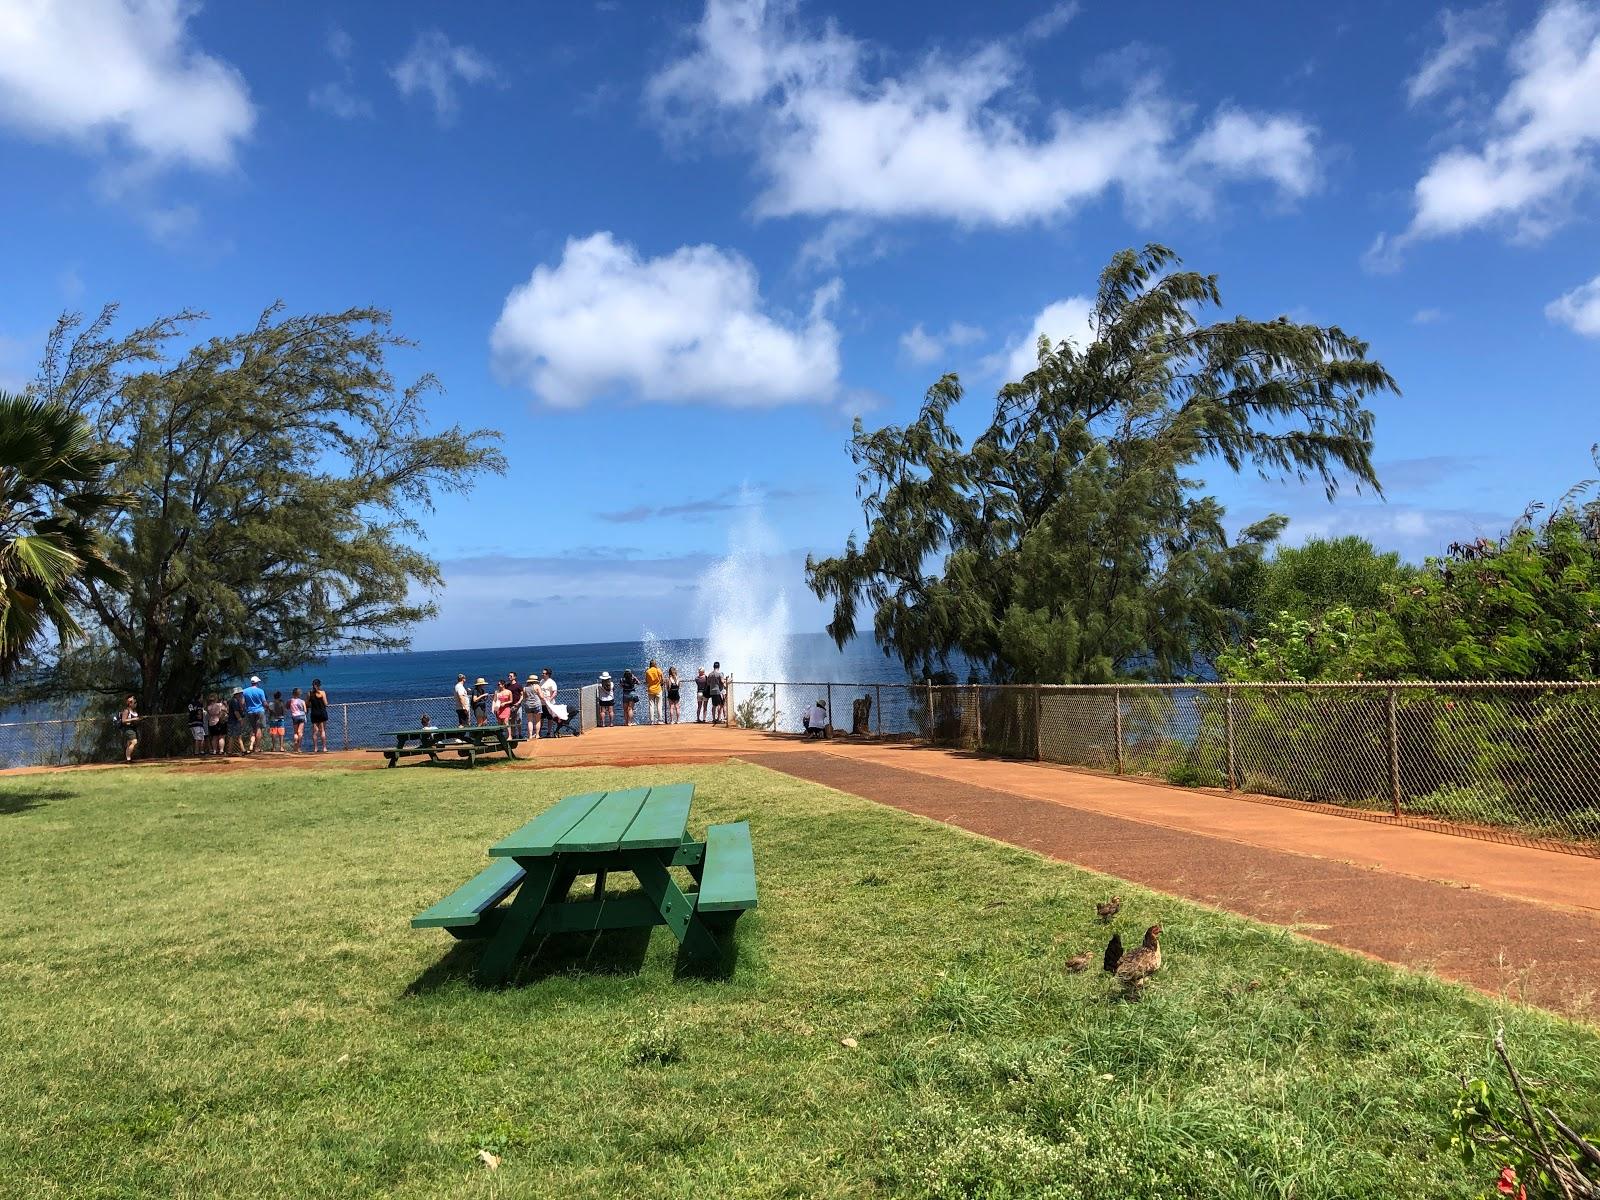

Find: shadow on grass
[0,786,76,816]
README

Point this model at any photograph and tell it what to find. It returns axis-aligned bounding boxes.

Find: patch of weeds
[856,870,889,887]
[623,1011,685,1066]
[465,1117,534,1158]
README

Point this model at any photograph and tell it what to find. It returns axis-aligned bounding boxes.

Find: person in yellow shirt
[645,659,665,724]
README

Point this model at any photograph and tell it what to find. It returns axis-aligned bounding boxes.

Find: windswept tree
[36,304,505,713]
[806,244,1400,683]
[0,392,123,678]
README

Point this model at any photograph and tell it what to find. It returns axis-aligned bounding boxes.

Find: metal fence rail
[9,678,1600,857]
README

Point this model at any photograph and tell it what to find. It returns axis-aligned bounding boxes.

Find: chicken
[1104,924,1163,988]
[1095,896,1122,923]
[1065,952,1091,973]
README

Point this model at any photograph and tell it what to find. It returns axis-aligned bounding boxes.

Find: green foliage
[622,1012,685,1067]
[1245,535,1411,628]
[32,304,505,711]
[807,244,1397,683]
[1446,1031,1600,1199]
[732,684,773,729]
[0,391,123,678]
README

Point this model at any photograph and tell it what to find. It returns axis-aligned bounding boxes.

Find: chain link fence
[10,678,1600,856]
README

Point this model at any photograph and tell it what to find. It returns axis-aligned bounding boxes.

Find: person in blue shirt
[241,675,268,754]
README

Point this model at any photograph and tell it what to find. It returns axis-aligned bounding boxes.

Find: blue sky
[2,0,1599,650]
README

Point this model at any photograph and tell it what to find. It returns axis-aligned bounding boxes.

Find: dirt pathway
[745,750,1600,1020]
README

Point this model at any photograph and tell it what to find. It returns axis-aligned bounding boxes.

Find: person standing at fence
[666,667,681,724]
[507,671,525,739]
[308,678,330,752]
[453,674,470,728]
[206,693,228,756]
[596,671,615,726]
[538,669,558,737]
[493,678,513,728]
[707,662,726,724]
[695,668,708,722]
[288,687,306,751]
[187,696,206,756]
[645,660,664,724]
[269,691,287,752]
[242,675,267,754]
[471,677,489,726]
[227,687,246,755]
[524,669,541,738]
[620,667,639,725]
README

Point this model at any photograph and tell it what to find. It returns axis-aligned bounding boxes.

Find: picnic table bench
[412,783,757,983]
[371,724,518,768]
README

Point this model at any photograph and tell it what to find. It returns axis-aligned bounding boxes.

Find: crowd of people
[114,657,739,763]
[177,675,334,757]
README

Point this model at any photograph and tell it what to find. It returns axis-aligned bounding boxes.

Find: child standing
[288,688,307,751]
[269,691,287,752]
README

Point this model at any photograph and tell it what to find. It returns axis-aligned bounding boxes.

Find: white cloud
[899,320,984,365]
[997,296,1095,381]
[0,0,253,170]
[1547,273,1600,335]
[391,30,494,124]
[490,231,842,408]
[1408,6,1501,104]
[327,25,355,62]
[649,0,1318,228]
[1412,306,1446,324]
[1377,0,1600,260]
[309,81,372,120]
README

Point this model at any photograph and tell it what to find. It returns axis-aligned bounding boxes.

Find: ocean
[274,632,919,706]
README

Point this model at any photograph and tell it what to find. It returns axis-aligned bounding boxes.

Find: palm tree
[0,390,123,678]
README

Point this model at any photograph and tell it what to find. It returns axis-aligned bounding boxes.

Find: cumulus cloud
[994,297,1096,381]
[0,0,253,169]
[490,232,842,407]
[1547,273,1600,335]
[310,24,371,119]
[648,0,1317,228]
[1407,6,1502,104]
[1374,0,1600,263]
[899,320,984,365]
[391,30,494,124]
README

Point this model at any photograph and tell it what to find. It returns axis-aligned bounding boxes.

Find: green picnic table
[372,724,518,768]
[412,783,757,984]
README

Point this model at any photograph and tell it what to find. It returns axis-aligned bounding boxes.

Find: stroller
[540,694,583,738]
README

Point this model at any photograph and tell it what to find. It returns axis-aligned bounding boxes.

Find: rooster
[1095,896,1121,923]
[1103,924,1163,988]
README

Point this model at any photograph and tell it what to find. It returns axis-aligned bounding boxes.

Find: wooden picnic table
[374,724,518,768]
[411,783,757,984]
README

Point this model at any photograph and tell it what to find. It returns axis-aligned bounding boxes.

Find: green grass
[2,761,1597,1198]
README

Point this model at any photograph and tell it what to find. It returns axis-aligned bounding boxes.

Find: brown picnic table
[374,724,518,768]
[411,783,757,984]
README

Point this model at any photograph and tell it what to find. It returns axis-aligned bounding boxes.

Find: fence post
[1387,685,1401,816]
[1225,686,1237,792]
[341,704,350,750]
[770,683,778,731]
[1113,688,1125,774]
[1033,684,1043,761]
[971,684,982,750]
[826,683,833,733]
[875,684,882,735]
[926,680,934,741]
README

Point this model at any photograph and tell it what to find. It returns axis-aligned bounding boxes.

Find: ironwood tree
[806,244,1400,683]
[32,303,505,713]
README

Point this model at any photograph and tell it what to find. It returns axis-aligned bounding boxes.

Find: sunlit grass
[1,760,1596,1198]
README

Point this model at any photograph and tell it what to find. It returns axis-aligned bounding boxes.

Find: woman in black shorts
[308,678,330,753]
[620,668,640,726]
[666,667,681,724]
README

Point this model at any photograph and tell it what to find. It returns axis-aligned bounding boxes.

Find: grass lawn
[2,760,1598,1198]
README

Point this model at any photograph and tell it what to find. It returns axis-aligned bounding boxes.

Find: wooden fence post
[875,684,882,735]
[971,684,982,750]
[1033,684,1043,761]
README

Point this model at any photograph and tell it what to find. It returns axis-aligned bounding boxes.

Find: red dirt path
[745,750,1600,1021]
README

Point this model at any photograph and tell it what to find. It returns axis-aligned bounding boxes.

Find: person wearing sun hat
[524,671,542,737]
[596,671,615,726]
[471,677,490,726]
[241,675,267,754]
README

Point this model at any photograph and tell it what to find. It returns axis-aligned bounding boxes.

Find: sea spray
[692,490,792,726]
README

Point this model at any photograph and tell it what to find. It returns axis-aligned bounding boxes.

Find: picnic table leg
[629,854,720,960]
[475,859,558,986]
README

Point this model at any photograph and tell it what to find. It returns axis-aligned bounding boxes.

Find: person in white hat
[523,671,542,737]
[596,671,615,726]
[241,675,267,754]
[471,677,489,726]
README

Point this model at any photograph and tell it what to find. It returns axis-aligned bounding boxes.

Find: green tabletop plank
[556,788,652,852]
[619,784,695,849]
[489,791,607,858]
